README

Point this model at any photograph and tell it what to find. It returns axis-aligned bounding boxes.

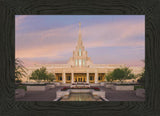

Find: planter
[71,84,90,88]
[27,85,46,91]
[71,85,76,88]
[54,82,61,86]
[106,84,114,89]
[56,90,70,98]
[46,84,55,89]
[100,82,106,86]
[92,91,105,98]
[113,85,134,91]
[90,83,100,86]
[70,89,92,93]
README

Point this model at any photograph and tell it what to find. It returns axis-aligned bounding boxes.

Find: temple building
[25,23,143,83]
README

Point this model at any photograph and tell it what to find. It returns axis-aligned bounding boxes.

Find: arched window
[79,48,81,56]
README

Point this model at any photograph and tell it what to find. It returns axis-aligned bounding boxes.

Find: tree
[15,58,27,83]
[105,67,136,82]
[30,67,55,82]
[105,71,114,82]
[47,73,55,82]
[137,70,145,87]
[122,67,135,80]
[137,60,145,87]
[112,68,125,82]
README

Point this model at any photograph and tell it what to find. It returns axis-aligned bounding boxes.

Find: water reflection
[60,93,102,101]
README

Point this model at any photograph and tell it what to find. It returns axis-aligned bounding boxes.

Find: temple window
[79,59,81,66]
[83,59,85,66]
[79,48,81,56]
[90,76,94,80]
[98,76,103,80]
[67,76,71,80]
[58,76,62,80]
[75,59,78,66]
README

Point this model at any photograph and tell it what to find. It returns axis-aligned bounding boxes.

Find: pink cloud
[16,42,74,58]
[82,20,144,48]
[16,18,144,66]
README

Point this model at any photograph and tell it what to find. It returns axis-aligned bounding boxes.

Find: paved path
[16,86,144,101]
[16,87,62,101]
[99,87,144,101]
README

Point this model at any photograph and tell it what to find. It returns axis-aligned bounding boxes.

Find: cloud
[82,20,144,48]
[16,42,74,58]
[15,15,27,31]
[16,16,144,66]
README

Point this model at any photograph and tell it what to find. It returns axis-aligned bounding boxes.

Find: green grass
[134,85,144,90]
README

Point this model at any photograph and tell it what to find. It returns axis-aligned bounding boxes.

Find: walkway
[16,86,145,101]
[16,87,61,101]
[99,87,144,101]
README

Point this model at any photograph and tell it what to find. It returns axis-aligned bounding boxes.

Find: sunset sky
[15,15,145,67]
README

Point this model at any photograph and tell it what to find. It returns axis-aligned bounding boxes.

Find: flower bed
[61,87,69,91]
[93,87,100,91]
[61,87,100,91]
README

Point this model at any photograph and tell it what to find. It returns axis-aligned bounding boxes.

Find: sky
[15,15,145,67]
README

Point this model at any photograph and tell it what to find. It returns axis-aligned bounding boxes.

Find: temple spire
[78,22,82,45]
[79,22,81,34]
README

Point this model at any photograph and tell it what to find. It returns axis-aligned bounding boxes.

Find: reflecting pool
[60,93,103,101]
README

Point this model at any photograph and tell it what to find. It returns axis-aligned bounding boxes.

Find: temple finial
[79,22,81,28]
[78,22,82,45]
[79,22,81,33]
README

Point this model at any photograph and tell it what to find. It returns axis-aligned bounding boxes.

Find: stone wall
[113,85,134,91]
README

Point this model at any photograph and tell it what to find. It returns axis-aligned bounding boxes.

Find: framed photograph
[0,0,160,116]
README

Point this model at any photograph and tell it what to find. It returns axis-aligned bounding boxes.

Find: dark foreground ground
[16,86,144,101]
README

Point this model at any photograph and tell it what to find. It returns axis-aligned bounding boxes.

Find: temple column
[71,72,74,83]
[95,70,98,83]
[62,71,66,83]
[87,71,89,83]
